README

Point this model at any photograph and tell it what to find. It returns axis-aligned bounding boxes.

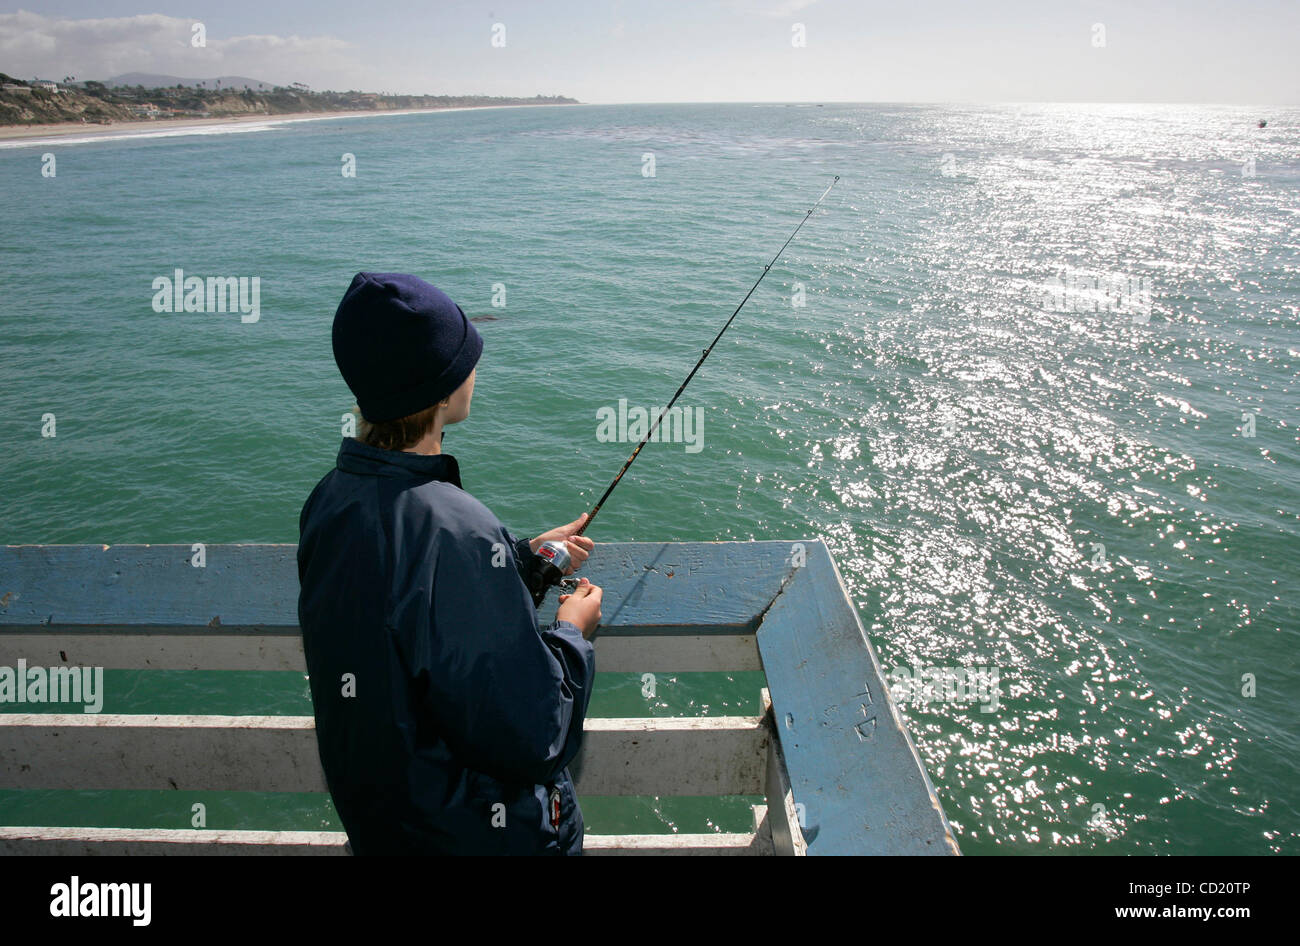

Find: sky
[1,0,1297,104]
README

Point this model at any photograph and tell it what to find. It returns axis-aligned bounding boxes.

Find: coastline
[0,103,574,147]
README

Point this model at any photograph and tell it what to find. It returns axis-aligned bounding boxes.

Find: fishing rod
[526,174,840,607]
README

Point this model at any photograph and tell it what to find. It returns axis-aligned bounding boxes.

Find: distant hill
[104,73,278,91]
[0,73,578,127]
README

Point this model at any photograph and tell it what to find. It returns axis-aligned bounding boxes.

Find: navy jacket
[297,437,595,855]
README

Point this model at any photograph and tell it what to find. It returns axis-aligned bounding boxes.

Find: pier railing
[0,540,958,855]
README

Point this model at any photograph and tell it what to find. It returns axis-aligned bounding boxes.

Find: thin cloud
[724,0,821,17]
[0,10,350,84]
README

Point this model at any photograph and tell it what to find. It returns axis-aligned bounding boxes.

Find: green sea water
[1,103,1297,853]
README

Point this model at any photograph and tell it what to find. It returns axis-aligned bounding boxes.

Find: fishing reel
[525,540,579,607]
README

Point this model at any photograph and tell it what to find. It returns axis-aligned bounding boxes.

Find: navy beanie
[332,272,483,423]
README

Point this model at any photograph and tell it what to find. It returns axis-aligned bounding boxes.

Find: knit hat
[332,272,483,423]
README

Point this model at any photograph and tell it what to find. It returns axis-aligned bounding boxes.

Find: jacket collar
[335,437,463,488]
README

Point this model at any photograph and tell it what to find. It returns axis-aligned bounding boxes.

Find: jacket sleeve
[503,527,536,583]
[416,528,595,786]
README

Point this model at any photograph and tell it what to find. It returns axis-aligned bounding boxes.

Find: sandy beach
[0,104,568,147]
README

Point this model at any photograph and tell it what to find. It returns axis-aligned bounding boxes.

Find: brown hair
[354,402,442,451]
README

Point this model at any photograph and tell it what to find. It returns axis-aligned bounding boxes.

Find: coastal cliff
[0,74,577,126]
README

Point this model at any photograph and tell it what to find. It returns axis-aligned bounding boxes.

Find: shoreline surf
[0,102,579,149]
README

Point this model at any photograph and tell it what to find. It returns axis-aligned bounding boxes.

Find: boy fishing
[297,271,602,855]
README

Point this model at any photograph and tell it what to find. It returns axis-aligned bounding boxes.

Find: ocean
[1,102,1296,853]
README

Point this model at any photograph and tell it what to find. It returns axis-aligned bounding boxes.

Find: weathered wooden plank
[585,832,771,856]
[0,630,760,673]
[761,689,807,856]
[592,632,759,672]
[0,542,799,630]
[0,634,309,671]
[756,544,960,856]
[0,714,327,792]
[0,826,769,856]
[539,542,794,629]
[572,716,767,795]
[0,714,766,796]
[0,826,350,855]
[0,544,300,630]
